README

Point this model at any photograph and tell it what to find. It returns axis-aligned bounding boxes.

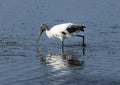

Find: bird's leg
[82,47,85,55]
[61,40,64,54]
[76,35,86,47]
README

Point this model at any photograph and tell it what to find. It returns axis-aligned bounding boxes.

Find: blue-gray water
[0,0,120,85]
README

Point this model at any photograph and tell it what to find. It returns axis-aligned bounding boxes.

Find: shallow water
[0,0,120,85]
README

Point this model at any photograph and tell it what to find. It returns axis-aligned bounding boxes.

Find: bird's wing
[50,23,71,34]
[67,24,85,33]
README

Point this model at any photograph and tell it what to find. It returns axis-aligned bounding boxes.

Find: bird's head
[36,24,48,43]
[41,24,49,31]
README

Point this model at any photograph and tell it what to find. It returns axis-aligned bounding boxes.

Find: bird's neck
[45,30,53,38]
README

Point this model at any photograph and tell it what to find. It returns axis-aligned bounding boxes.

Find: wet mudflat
[0,0,120,85]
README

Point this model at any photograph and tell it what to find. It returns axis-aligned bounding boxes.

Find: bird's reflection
[36,47,85,69]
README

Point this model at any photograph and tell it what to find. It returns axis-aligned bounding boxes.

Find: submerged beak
[36,29,44,44]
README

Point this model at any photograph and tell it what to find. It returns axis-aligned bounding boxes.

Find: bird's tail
[81,26,86,28]
[80,26,86,32]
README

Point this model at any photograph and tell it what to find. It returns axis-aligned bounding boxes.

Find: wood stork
[36,23,86,50]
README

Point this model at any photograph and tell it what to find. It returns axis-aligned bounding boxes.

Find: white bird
[36,23,86,50]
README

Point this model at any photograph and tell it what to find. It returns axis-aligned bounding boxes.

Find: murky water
[0,0,120,85]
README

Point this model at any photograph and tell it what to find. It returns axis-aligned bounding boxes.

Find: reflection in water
[36,47,85,70]
[62,43,86,55]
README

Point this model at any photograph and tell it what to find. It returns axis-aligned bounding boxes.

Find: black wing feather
[66,25,86,33]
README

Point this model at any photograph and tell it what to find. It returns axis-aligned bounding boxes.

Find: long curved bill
[36,29,44,44]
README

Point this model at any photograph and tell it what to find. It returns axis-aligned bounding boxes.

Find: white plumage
[36,23,86,50]
[46,23,74,40]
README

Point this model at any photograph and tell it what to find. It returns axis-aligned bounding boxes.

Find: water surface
[0,0,120,85]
